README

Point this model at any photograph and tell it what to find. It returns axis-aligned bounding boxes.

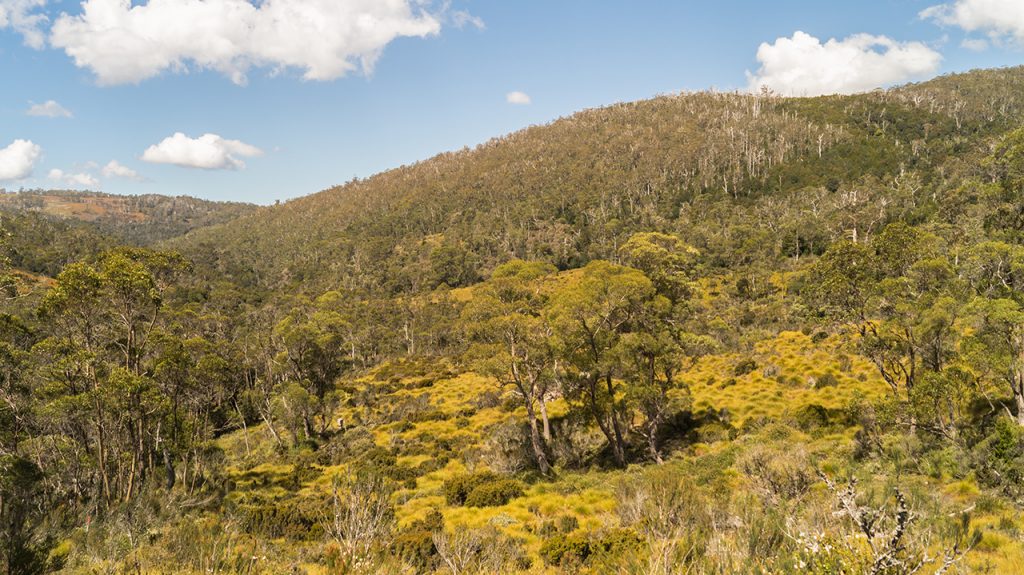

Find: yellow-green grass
[687,331,889,425]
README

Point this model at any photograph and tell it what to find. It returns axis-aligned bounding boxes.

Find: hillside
[174,67,1024,297]
[0,189,257,246]
[5,66,1024,574]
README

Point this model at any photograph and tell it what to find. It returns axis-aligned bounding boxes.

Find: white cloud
[961,38,989,51]
[0,0,48,49]
[922,1,1024,44]
[26,99,73,118]
[48,167,101,189]
[746,31,943,97]
[506,91,531,105]
[49,0,444,85]
[451,10,485,31]
[0,139,42,181]
[101,160,142,180]
[142,132,263,170]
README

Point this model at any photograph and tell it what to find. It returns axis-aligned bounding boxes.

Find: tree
[968,298,1024,425]
[618,232,698,304]
[461,260,557,475]
[546,260,664,467]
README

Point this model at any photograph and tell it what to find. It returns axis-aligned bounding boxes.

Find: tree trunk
[586,377,626,467]
[1016,387,1024,426]
[606,375,628,467]
[524,401,551,475]
[539,397,552,442]
[646,426,664,465]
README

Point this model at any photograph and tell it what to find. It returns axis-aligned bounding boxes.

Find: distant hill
[0,189,257,246]
[0,210,119,278]
[172,66,1024,297]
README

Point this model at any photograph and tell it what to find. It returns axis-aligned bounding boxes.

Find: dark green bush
[443,471,523,507]
[734,358,758,376]
[539,533,591,567]
[443,471,499,505]
[815,372,840,388]
[393,529,437,574]
[974,417,1024,498]
[793,403,831,432]
[464,479,525,507]
[539,529,643,568]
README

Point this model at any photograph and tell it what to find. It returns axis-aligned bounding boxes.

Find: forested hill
[174,66,1024,296]
[0,189,256,246]
[10,66,1024,574]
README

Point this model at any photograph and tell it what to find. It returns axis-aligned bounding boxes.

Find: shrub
[815,372,840,388]
[558,514,579,534]
[973,417,1024,498]
[734,358,758,376]
[393,529,437,574]
[539,533,591,567]
[539,529,643,569]
[465,479,525,507]
[793,403,831,432]
[443,471,499,505]
[443,471,525,508]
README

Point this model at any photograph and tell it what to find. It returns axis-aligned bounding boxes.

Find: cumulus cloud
[506,91,531,105]
[0,139,42,181]
[922,0,1024,44]
[48,168,100,189]
[26,99,73,118]
[746,31,943,97]
[0,0,48,49]
[49,0,444,85]
[142,133,263,170]
[101,160,142,180]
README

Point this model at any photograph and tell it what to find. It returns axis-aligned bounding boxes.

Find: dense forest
[4,67,1024,574]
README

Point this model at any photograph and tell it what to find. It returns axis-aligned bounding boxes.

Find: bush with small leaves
[464,479,525,508]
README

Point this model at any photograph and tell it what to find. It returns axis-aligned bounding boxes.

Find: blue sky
[0,0,1022,204]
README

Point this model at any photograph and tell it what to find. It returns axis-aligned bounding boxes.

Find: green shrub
[558,514,579,534]
[539,533,591,567]
[815,372,840,388]
[443,471,499,505]
[538,529,643,568]
[973,417,1024,498]
[793,403,831,432]
[734,358,758,376]
[393,529,437,574]
[443,471,524,507]
[465,479,525,507]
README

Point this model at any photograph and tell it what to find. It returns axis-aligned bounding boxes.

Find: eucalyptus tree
[461,260,558,475]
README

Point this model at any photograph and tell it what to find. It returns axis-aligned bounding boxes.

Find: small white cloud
[506,91,532,105]
[26,99,73,118]
[48,166,101,189]
[65,172,99,188]
[922,1,1024,44]
[102,160,142,180]
[961,38,989,51]
[0,0,48,49]
[49,0,443,86]
[451,10,485,30]
[746,31,943,97]
[142,132,263,170]
[0,139,42,181]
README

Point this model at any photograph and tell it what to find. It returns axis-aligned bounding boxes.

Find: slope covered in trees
[0,189,256,246]
[175,67,1024,298]
[4,67,1024,574]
